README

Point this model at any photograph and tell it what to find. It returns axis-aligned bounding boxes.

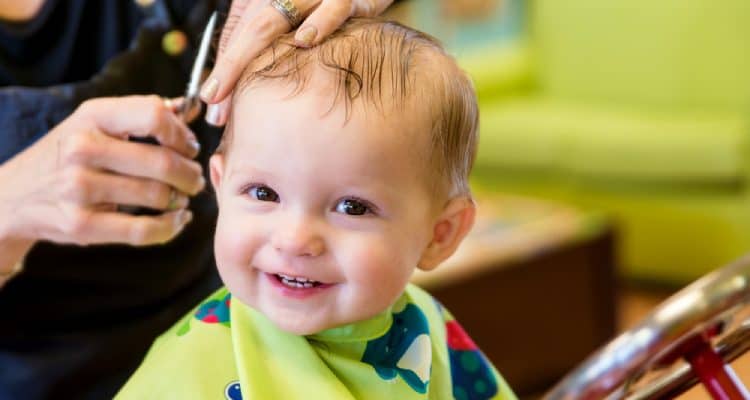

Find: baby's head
[209,18,478,335]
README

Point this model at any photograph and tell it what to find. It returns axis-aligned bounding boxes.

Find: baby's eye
[247,185,279,202]
[335,198,373,216]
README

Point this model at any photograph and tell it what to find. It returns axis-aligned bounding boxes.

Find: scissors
[120,12,218,215]
[177,11,218,121]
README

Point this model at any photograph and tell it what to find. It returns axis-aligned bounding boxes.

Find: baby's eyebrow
[227,164,275,180]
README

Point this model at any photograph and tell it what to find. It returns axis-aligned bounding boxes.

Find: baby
[117,19,516,400]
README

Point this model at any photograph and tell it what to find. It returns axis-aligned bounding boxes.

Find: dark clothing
[0,1,226,398]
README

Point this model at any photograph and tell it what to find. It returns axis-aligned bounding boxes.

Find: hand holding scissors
[0,10,220,282]
[0,14,220,249]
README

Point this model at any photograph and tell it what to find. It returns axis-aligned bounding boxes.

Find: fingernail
[217,104,230,126]
[295,26,317,47]
[197,176,206,192]
[177,210,193,226]
[172,97,185,112]
[200,77,219,102]
[189,138,201,154]
[205,104,221,126]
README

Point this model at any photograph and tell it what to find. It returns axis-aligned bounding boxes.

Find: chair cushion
[532,0,750,112]
[476,98,748,182]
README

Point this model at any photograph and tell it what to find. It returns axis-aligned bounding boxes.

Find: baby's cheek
[214,215,258,269]
[348,241,414,294]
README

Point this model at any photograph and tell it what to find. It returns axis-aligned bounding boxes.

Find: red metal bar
[684,339,750,400]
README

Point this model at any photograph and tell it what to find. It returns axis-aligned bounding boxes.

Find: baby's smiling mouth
[274,273,324,288]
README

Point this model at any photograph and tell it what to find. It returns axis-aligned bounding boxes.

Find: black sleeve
[0,86,75,163]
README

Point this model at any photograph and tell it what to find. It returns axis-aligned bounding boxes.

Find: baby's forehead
[227,84,431,176]
[232,80,429,148]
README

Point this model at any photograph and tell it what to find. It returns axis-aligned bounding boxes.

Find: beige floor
[619,287,750,399]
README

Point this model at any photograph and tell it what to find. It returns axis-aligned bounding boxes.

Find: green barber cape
[117,284,517,400]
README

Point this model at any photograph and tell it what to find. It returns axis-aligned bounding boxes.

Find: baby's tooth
[277,273,319,288]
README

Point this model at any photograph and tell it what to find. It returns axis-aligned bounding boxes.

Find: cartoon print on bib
[361,303,432,393]
[224,380,242,400]
[177,292,232,336]
[446,320,498,400]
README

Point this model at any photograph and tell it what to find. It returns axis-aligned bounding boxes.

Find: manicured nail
[177,209,193,226]
[189,138,201,154]
[205,104,221,126]
[163,98,174,110]
[295,26,317,47]
[172,97,185,111]
[217,104,230,126]
[200,77,219,102]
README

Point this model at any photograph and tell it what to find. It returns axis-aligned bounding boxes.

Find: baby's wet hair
[218,18,478,198]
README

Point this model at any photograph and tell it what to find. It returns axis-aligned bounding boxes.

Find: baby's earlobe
[208,154,225,192]
[417,197,476,271]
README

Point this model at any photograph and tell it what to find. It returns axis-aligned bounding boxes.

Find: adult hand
[201,0,395,126]
[0,95,205,253]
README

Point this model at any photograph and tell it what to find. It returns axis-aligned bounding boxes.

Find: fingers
[293,0,394,47]
[219,0,258,56]
[79,95,201,159]
[164,97,202,123]
[62,169,189,211]
[84,132,205,196]
[203,0,262,126]
[200,2,302,104]
[293,0,351,47]
[60,209,193,246]
[162,97,182,113]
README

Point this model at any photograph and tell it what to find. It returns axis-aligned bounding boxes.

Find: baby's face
[210,83,438,335]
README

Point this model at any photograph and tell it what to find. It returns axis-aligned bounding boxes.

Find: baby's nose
[271,217,325,257]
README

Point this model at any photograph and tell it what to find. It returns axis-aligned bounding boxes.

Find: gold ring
[270,0,301,28]
[167,189,179,210]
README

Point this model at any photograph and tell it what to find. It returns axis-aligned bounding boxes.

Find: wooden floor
[619,287,750,399]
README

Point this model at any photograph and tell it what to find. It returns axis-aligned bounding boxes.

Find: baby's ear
[417,196,476,271]
[209,153,226,194]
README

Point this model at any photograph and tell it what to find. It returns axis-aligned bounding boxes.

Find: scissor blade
[186,11,218,100]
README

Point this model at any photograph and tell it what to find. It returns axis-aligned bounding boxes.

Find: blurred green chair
[462,0,750,284]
